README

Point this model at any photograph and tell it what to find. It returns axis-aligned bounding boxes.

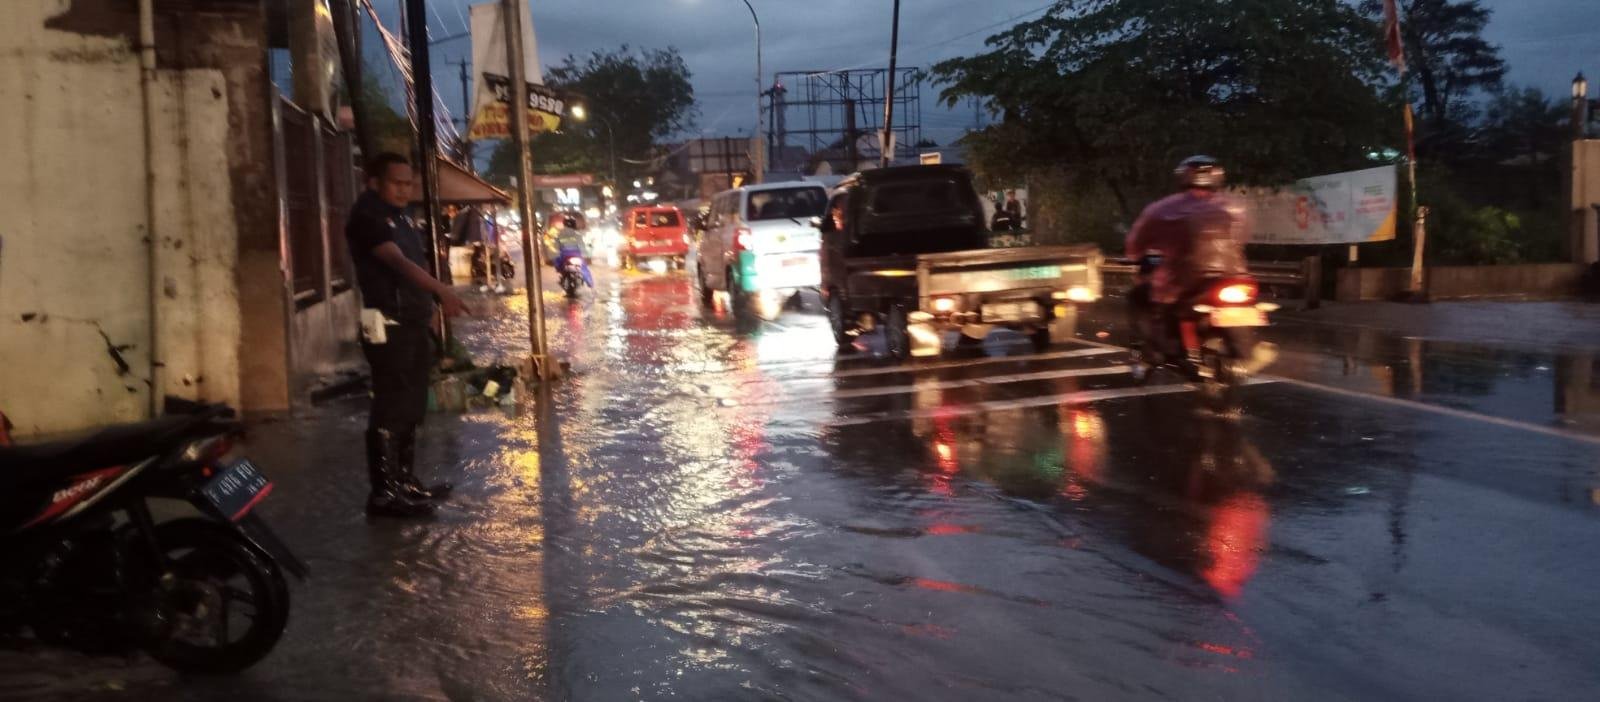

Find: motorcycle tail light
[180,435,233,466]
[1216,282,1257,304]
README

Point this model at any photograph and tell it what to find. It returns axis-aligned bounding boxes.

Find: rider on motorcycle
[1125,156,1255,365]
[549,216,593,288]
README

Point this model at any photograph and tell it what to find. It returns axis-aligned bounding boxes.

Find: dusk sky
[375,0,1600,149]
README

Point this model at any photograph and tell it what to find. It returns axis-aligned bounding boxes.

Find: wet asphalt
[4,265,1600,701]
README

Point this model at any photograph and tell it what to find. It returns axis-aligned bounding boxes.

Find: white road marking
[1077,336,1600,447]
[830,365,1134,400]
[827,346,1124,379]
[1270,377,1600,448]
[825,383,1223,426]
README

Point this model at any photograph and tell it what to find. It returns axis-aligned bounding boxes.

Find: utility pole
[502,0,551,380]
[844,98,858,169]
[330,0,373,158]
[740,0,763,183]
[452,58,473,169]
[880,0,902,168]
[404,0,445,287]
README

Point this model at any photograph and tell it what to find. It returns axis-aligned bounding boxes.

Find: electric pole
[880,0,902,168]
[502,0,551,380]
[451,58,473,168]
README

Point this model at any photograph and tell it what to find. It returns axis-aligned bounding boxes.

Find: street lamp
[568,104,617,191]
[740,0,763,183]
[1575,72,1595,139]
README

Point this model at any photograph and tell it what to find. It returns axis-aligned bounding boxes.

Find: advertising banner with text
[1241,166,1398,245]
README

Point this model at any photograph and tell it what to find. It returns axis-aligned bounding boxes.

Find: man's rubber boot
[396,427,454,501]
[366,428,435,518]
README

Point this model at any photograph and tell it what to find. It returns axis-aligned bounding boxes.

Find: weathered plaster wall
[0,0,265,437]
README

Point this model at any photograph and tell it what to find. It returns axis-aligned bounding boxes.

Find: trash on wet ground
[430,364,521,414]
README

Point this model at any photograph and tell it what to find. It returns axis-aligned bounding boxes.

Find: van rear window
[746,188,826,221]
[869,179,966,214]
[634,211,680,227]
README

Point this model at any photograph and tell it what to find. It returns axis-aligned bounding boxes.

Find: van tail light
[1215,281,1258,305]
[734,228,754,252]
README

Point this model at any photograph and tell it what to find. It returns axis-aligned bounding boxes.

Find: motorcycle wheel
[1197,349,1242,415]
[134,519,289,674]
[561,274,579,298]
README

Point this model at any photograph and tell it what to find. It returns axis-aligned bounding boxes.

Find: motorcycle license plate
[1211,307,1266,327]
[200,459,274,521]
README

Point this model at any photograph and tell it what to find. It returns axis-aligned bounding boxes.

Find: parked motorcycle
[0,401,306,673]
[469,243,516,287]
[1127,255,1279,411]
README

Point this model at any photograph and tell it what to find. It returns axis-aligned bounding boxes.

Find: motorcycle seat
[0,413,219,487]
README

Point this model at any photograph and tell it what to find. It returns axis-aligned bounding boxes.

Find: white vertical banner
[468,1,561,140]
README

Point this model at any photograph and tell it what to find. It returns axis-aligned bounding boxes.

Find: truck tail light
[734,227,754,252]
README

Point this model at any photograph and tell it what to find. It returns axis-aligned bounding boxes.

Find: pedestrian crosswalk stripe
[825,346,1123,379]
[828,365,1134,399]
[822,382,1270,426]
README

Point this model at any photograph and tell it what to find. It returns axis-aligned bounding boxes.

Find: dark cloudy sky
[378,0,1598,147]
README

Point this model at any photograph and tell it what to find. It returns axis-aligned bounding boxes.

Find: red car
[623,206,690,270]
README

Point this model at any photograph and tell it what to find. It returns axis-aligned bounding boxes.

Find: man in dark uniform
[346,153,467,518]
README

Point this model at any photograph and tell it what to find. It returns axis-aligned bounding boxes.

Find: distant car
[622,205,690,271]
[697,182,829,320]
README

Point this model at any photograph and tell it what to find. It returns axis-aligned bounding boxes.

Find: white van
[696,182,829,320]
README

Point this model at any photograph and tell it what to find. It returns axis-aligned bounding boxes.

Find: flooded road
[5,268,1600,700]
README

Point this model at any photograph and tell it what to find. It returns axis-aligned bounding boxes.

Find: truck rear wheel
[828,294,853,351]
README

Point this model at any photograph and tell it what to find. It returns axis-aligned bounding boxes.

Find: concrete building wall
[1335,263,1587,301]
[1572,140,1600,264]
[0,0,269,437]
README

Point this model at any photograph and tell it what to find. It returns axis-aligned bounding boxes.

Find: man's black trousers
[362,323,433,432]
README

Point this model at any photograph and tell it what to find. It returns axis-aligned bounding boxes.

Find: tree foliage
[486,46,696,186]
[932,0,1396,227]
[1359,0,1506,144]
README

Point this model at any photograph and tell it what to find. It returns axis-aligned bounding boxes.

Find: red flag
[1383,0,1407,73]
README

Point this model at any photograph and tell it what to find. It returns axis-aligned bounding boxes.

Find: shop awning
[433,158,512,206]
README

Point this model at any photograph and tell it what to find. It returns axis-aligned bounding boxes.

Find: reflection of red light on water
[925,523,978,536]
[911,577,982,594]
[1064,409,1105,483]
[1201,492,1270,599]
[1061,481,1089,501]
[934,440,959,474]
[1197,641,1254,659]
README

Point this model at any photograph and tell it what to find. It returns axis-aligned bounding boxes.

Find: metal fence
[1100,255,1324,310]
